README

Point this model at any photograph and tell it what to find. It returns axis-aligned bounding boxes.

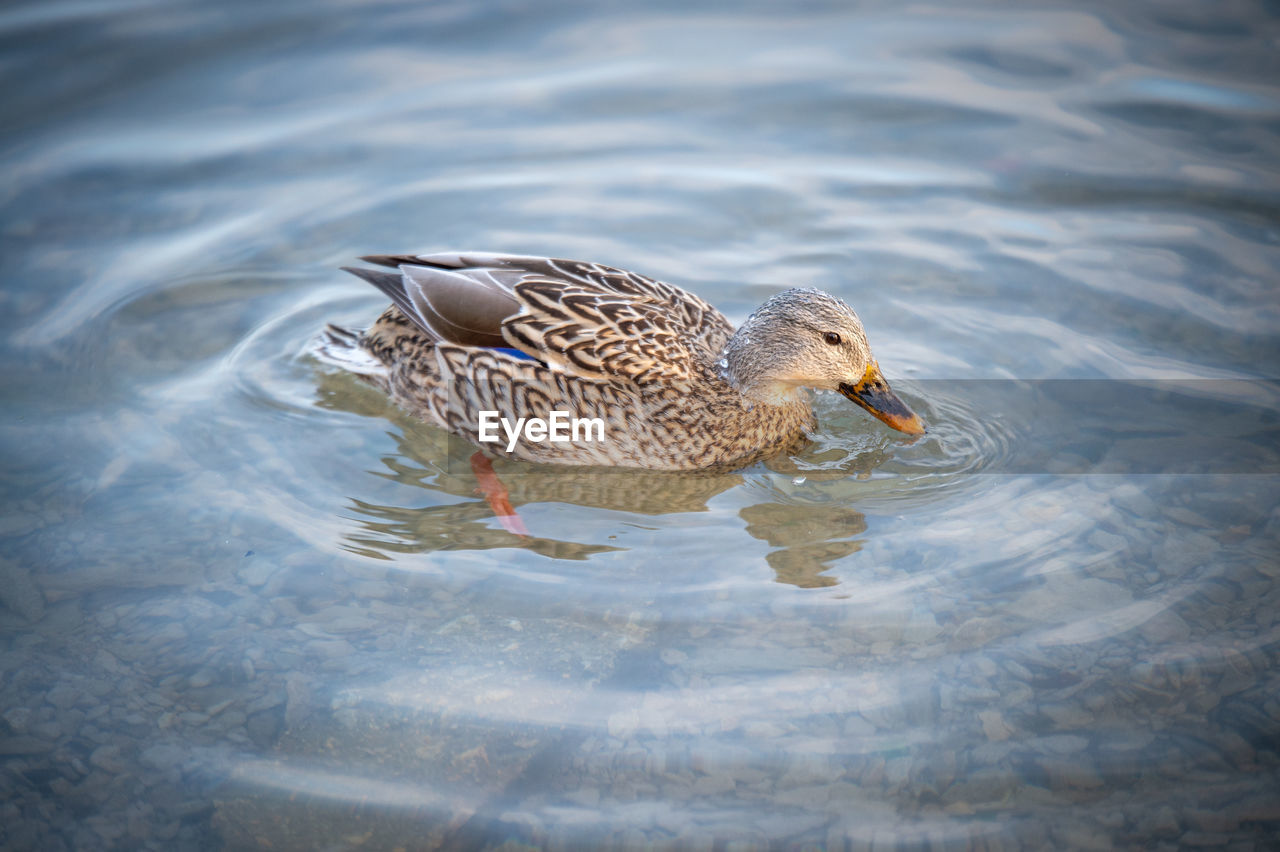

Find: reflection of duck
[741,503,868,589]
[316,252,922,471]
[314,375,878,586]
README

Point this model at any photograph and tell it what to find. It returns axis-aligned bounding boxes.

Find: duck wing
[348,252,733,387]
[343,256,517,349]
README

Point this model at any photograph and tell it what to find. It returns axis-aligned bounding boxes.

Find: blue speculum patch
[491,347,539,362]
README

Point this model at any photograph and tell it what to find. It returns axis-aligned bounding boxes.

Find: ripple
[220,287,376,424]
[3,1,1278,849]
[790,379,1022,486]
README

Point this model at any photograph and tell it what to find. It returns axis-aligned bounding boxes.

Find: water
[2,1,1278,848]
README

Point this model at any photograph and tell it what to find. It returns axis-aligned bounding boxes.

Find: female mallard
[316,252,923,471]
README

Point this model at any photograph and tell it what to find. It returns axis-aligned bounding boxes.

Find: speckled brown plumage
[315,252,922,470]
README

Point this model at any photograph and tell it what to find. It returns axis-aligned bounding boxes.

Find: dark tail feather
[360,254,427,269]
[359,253,479,271]
[342,265,405,300]
[340,265,424,333]
[311,323,387,380]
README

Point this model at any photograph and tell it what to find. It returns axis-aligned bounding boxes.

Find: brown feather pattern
[318,252,910,470]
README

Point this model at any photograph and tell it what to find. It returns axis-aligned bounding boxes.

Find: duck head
[723,288,924,435]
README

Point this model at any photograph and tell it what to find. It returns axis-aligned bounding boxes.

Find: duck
[315,252,923,471]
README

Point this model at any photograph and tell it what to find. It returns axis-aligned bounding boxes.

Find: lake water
[2,1,1278,849]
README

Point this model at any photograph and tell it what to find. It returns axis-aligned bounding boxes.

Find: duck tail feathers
[311,324,388,381]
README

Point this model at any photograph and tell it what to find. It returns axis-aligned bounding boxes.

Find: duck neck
[720,329,806,407]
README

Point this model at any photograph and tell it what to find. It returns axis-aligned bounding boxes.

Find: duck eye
[823,331,842,346]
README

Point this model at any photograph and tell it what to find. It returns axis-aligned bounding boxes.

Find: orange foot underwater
[469,451,530,538]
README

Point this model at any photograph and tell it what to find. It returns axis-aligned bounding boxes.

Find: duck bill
[839,362,925,435]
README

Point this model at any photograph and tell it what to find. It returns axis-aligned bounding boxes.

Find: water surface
[1,1,1278,849]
